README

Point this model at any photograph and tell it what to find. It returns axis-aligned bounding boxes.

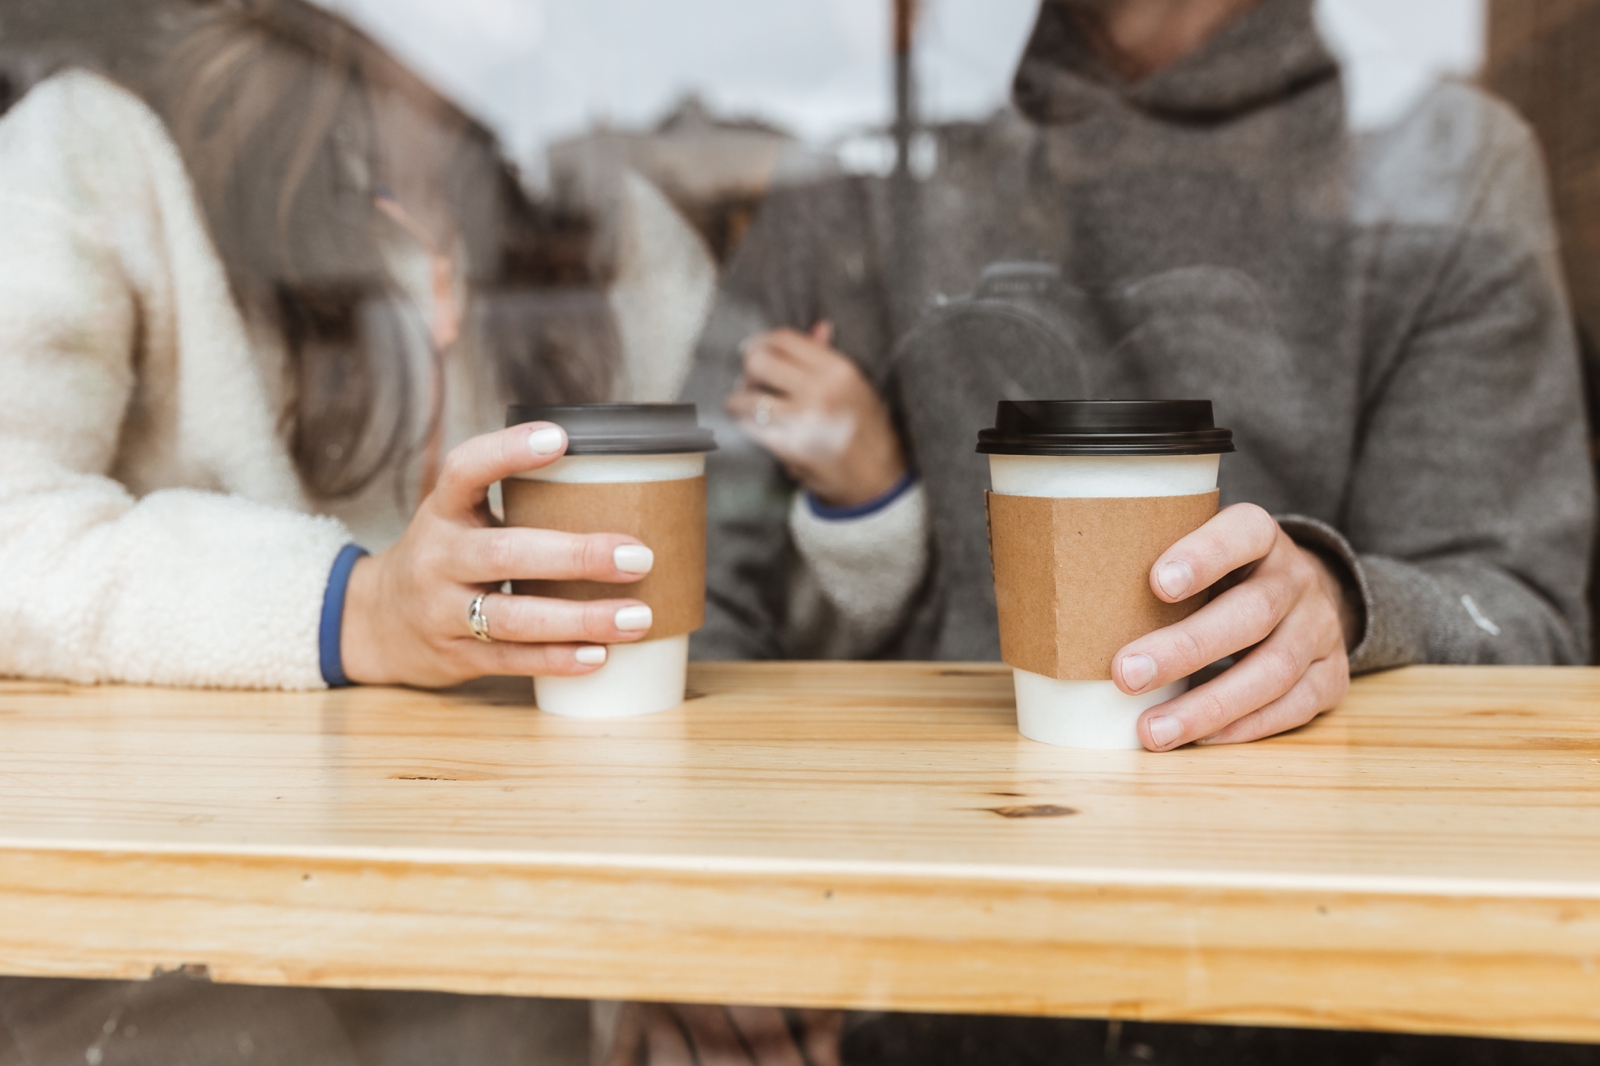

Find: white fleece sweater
[0,72,352,689]
[0,69,904,688]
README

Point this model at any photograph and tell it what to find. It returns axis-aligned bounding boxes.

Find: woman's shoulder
[0,68,186,218]
[6,68,160,129]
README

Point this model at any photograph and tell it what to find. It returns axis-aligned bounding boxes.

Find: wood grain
[0,664,1598,1042]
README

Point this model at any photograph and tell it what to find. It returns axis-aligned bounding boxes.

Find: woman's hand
[1116,504,1359,750]
[340,422,657,687]
[604,1003,841,1066]
[726,322,906,507]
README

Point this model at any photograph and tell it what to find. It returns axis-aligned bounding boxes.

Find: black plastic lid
[976,400,1234,457]
[507,403,717,455]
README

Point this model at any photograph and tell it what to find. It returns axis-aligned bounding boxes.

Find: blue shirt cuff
[806,469,917,520]
[319,544,369,688]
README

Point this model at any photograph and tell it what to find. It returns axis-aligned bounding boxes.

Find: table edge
[4,837,1599,901]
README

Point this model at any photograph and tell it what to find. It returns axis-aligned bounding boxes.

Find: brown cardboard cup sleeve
[501,476,706,640]
[987,490,1220,681]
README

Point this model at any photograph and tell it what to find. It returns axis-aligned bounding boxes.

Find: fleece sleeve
[787,482,930,655]
[1326,106,1594,672]
[0,73,350,689]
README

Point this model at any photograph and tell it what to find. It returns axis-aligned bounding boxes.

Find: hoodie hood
[1013,0,1339,124]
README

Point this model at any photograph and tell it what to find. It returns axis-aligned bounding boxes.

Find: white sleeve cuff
[788,481,930,647]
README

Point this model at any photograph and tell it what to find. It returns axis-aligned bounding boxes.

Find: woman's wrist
[807,467,917,520]
[338,552,387,685]
[319,544,369,687]
[808,423,909,508]
[822,457,907,508]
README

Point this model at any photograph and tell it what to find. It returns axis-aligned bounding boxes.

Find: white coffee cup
[989,453,1219,748]
[979,400,1234,749]
[503,404,715,719]
[521,453,702,719]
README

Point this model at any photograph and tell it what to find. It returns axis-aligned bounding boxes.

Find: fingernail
[1157,560,1194,599]
[574,645,608,666]
[528,426,565,456]
[1120,653,1156,691]
[614,605,653,632]
[613,545,654,574]
[1147,715,1182,749]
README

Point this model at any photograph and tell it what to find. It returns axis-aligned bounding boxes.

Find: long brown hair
[158,0,616,499]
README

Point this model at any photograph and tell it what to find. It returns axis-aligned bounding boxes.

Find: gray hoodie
[683,0,1595,670]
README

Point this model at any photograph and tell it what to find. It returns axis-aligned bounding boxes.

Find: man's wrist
[1305,549,1361,649]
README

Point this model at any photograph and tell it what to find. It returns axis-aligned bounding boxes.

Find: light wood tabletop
[0,664,1598,1043]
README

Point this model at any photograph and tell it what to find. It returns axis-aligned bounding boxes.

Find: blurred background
[0,0,1505,409]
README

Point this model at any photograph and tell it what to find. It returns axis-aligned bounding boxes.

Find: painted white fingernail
[1147,715,1182,749]
[614,605,653,632]
[528,427,565,456]
[613,545,654,574]
[1120,653,1156,691]
[1157,560,1194,599]
[574,645,608,666]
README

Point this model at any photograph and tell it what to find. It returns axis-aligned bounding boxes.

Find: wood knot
[984,804,1078,819]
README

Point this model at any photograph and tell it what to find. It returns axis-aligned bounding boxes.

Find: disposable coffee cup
[502,403,717,719]
[977,400,1234,749]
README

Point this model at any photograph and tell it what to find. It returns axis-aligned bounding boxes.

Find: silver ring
[468,593,494,642]
[754,395,774,426]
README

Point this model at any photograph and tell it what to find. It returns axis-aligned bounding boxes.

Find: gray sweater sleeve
[1286,107,1594,672]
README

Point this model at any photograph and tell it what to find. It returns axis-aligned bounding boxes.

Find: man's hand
[1115,504,1359,750]
[726,322,907,507]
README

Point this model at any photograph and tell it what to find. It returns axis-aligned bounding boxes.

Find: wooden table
[0,664,1597,1044]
